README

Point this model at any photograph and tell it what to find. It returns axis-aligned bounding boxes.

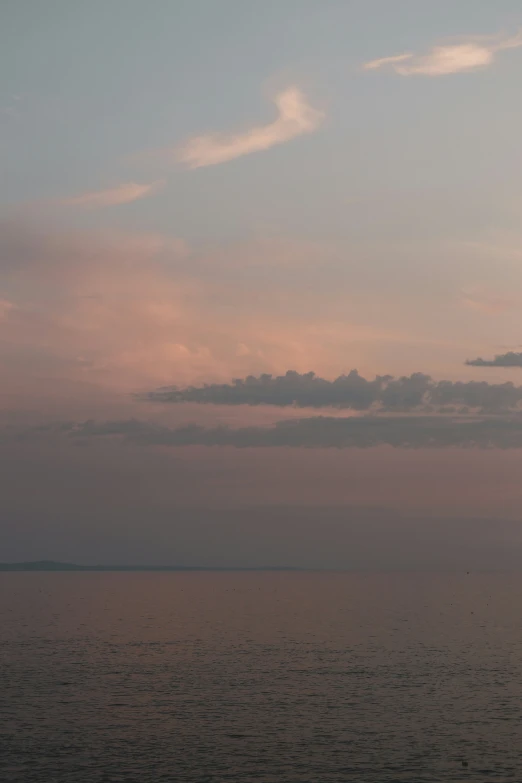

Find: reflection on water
[1,571,521,781]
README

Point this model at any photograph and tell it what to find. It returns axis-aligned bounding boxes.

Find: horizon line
[0,560,513,574]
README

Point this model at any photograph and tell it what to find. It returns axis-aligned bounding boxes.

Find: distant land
[0,560,304,572]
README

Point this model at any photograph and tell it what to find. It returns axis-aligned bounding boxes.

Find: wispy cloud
[363,30,522,76]
[1,94,22,122]
[363,54,416,72]
[177,88,324,169]
[461,286,517,315]
[0,220,193,394]
[61,181,165,208]
[0,299,15,321]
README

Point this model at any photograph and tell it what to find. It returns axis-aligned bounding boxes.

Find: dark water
[1,572,522,782]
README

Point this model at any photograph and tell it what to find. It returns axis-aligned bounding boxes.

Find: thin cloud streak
[363,54,415,71]
[461,286,516,315]
[177,88,324,169]
[363,30,522,76]
[61,181,165,208]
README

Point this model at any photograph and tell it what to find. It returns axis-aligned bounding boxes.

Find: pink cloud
[60,180,165,208]
[0,299,16,321]
[363,30,522,76]
[461,285,517,315]
[1,220,470,416]
[177,88,324,169]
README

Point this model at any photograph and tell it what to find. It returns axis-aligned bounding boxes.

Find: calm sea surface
[1,572,522,782]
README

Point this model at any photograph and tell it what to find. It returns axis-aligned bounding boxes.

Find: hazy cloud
[466,352,522,368]
[0,299,15,321]
[60,181,165,208]
[145,370,522,413]
[461,285,517,315]
[363,30,522,76]
[0,219,195,395]
[8,413,522,450]
[177,88,324,169]
[3,219,438,403]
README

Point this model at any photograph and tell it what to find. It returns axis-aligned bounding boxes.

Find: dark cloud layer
[7,413,522,450]
[144,370,522,412]
[466,352,522,368]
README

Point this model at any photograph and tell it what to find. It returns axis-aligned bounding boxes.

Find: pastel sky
[2,0,522,567]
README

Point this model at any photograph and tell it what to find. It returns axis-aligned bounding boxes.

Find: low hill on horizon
[0,560,303,572]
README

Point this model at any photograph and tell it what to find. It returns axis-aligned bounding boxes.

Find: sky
[2,0,522,567]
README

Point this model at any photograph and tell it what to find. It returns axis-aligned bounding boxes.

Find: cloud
[466,352,522,368]
[363,30,522,76]
[144,369,522,413]
[177,88,324,169]
[60,181,165,208]
[4,219,447,406]
[363,54,417,71]
[461,290,516,315]
[0,299,15,321]
[0,219,197,395]
[8,413,522,450]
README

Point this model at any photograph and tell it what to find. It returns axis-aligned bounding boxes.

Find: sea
[1,571,521,782]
